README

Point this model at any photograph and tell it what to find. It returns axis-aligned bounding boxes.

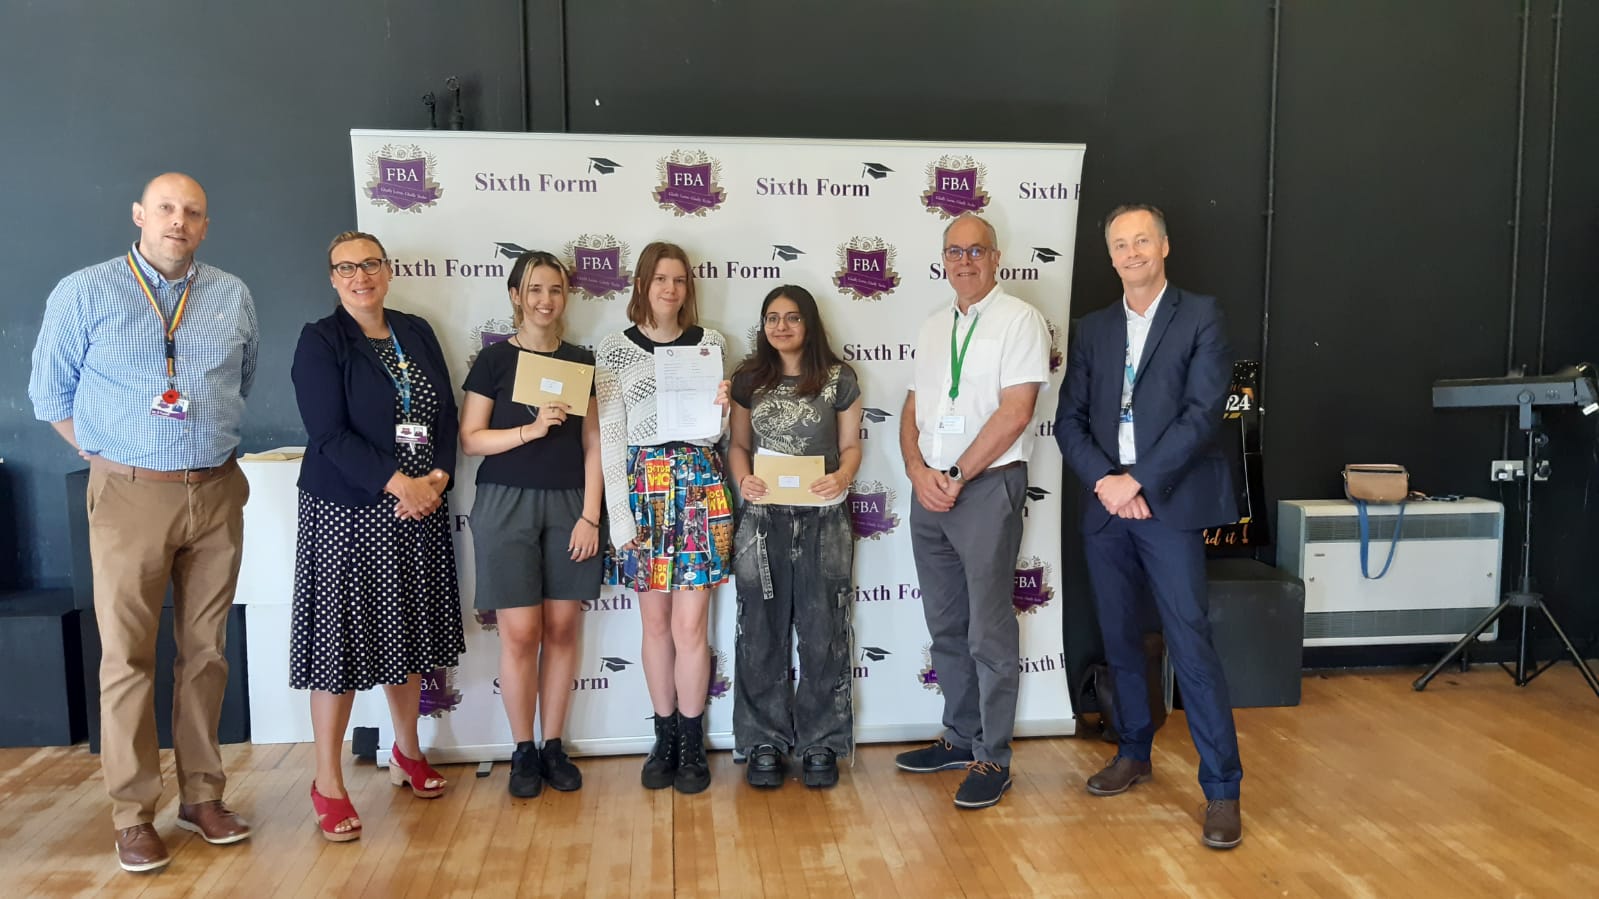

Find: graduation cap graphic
[1025,487,1051,502]
[862,407,893,423]
[599,656,633,673]
[494,241,532,259]
[1030,247,1062,263]
[861,646,892,662]
[771,244,805,262]
[588,157,622,175]
[861,162,894,180]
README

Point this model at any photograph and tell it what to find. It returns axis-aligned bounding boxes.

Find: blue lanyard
[378,331,414,417]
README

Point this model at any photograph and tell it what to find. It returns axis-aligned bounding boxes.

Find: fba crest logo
[922,154,989,219]
[418,667,463,718]
[366,144,444,213]
[564,234,633,301]
[1013,556,1055,615]
[707,647,732,702]
[654,149,726,216]
[918,644,940,694]
[848,479,899,540]
[833,236,901,301]
[467,318,515,368]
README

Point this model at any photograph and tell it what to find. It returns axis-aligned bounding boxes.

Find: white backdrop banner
[348,130,1085,762]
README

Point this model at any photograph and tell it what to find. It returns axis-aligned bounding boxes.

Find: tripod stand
[1413,418,1599,696]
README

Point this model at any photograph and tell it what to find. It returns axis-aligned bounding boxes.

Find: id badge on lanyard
[128,252,194,420]
[943,309,979,435]
[381,331,425,449]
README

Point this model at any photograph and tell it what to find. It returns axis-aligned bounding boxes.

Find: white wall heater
[1277,498,1503,646]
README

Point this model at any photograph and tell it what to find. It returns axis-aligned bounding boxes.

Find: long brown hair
[625,241,698,329]
[731,285,846,398]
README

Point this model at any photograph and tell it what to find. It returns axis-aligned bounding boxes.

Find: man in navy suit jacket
[1055,205,1244,849]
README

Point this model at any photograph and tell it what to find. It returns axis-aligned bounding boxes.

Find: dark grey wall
[4,2,1596,656]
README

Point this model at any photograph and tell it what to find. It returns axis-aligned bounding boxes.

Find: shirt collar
[952,284,1003,318]
[129,243,198,288]
[1122,282,1168,322]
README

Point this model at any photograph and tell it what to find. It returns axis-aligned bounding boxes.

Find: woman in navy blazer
[289,230,465,843]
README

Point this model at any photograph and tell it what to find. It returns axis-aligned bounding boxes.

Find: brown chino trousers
[87,459,249,829]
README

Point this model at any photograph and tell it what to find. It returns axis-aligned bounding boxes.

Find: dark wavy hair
[732,284,846,398]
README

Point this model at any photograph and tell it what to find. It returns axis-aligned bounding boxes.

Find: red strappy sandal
[390,745,447,798]
[310,783,361,842]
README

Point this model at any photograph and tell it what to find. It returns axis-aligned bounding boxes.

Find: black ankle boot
[674,712,711,794]
[641,712,678,790]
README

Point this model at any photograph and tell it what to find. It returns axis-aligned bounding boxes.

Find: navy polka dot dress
[289,337,465,693]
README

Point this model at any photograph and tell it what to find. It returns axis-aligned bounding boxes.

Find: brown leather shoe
[176,800,252,845]
[115,824,170,872]
[1203,799,1243,849]
[1086,756,1153,796]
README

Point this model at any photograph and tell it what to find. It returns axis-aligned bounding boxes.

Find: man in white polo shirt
[894,213,1050,809]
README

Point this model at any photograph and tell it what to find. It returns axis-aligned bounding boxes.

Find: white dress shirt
[1118,283,1167,465]
[910,285,1051,471]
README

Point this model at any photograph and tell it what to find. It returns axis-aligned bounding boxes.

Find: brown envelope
[512,352,594,414]
[753,454,827,506]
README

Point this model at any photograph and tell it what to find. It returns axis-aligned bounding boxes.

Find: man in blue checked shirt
[29,173,259,874]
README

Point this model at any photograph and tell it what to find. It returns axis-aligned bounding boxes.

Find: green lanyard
[948,309,980,399]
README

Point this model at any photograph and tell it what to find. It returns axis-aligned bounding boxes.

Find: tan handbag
[1343,464,1410,504]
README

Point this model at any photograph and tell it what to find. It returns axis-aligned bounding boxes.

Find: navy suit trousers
[1083,514,1242,799]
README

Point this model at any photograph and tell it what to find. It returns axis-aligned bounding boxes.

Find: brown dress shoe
[1086,756,1153,796]
[176,800,252,845]
[115,823,170,873]
[1203,799,1243,849]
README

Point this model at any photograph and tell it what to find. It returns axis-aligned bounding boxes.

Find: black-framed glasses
[943,245,993,262]
[331,258,385,278]
[763,312,804,327]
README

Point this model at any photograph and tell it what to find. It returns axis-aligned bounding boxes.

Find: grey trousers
[909,464,1027,766]
[732,503,856,757]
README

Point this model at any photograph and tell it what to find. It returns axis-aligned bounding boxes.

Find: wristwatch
[947,464,966,483]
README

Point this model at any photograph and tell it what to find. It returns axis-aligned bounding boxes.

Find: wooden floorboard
[7,667,1599,897]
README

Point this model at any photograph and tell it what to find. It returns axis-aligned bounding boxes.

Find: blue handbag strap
[1357,499,1406,579]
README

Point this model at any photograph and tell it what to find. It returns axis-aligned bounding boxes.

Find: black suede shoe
[675,712,711,794]
[801,747,838,789]
[641,712,678,790]
[509,741,543,798]
[953,761,1011,809]
[894,738,974,773]
[745,744,785,789]
[540,738,582,792]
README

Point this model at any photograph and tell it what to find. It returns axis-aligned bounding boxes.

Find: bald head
[140,172,207,209]
[132,173,210,280]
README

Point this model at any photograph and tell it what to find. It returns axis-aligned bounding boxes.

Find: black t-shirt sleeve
[462,340,509,397]
[834,364,862,411]
[730,370,755,409]
[568,343,598,396]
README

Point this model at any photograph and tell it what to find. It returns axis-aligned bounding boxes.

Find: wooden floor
[6,667,1599,897]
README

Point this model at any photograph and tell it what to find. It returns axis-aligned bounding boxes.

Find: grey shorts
[470,483,602,609]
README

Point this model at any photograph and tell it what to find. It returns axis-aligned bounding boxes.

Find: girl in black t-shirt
[460,251,602,798]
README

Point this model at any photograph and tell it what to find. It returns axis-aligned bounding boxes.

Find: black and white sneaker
[894,738,975,773]
[541,738,583,792]
[953,761,1012,809]
[509,741,544,798]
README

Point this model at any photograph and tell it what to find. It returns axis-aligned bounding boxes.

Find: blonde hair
[507,251,570,342]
